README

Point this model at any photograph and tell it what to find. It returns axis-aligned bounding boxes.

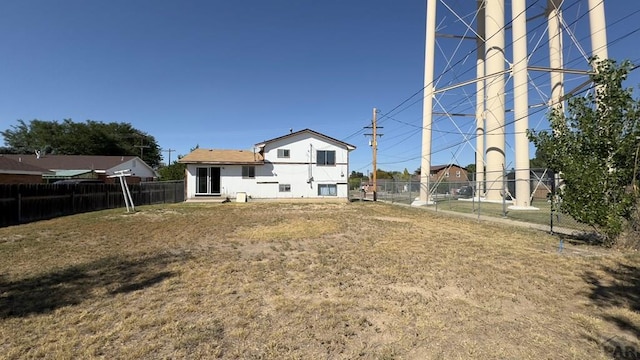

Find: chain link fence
[349,171,594,234]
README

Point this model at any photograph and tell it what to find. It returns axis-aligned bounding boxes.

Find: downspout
[308,143,314,186]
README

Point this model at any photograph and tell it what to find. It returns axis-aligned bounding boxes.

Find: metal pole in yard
[502,165,507,217]
[119,176,130,212]
[472,193,475,213]
[449,182,452,209]
[550,192,554,235]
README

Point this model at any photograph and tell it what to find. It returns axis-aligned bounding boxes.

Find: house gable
[255,129,356,152]
[259,131,352,166]
[429,164,468,180]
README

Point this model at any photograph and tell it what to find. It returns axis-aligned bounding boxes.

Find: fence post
[17,192,22,224]
[391,180,394,203]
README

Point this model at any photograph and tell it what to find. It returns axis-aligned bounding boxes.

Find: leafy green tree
[157,145,199,181]
[157,160,186,180]
[349,171,365,179]
[465,163,476,181]
[530,149,550,169]
[401,168,411,181]
[1,119,162,167]
[375,169,394,180]
[528,58,640,242]
[349,170,368,190]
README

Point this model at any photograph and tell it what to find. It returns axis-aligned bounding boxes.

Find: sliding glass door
[196,167,221,195]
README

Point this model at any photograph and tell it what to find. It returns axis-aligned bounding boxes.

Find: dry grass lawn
[0,202,638,359]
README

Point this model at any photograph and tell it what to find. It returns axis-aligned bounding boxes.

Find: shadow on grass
[559,232,605,246]
[583,262,640,357]
[0,252,189,319]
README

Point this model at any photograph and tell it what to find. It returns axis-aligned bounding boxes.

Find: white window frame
[318,184,337,196]
[279,184,291,192]
[195,167,221,194]
[456,170,461,178]
[277,149,290,158]
[242,166,255,179]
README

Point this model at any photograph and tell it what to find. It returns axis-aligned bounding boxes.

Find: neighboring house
[429,164,468,182]
[2,154,157,183]
[506,168,554,201]
[0,156,51,184]
[179,129,356,200]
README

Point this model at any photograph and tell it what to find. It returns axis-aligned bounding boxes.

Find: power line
[377,16,640,146]
[378,60,640,167]
[351,1,639,169]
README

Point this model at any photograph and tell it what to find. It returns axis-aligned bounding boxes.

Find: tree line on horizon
[0,119,163,168]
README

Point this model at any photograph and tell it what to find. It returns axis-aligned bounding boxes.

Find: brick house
[2,154,157,183]
[0,156,50,184]
[429,164,469,182]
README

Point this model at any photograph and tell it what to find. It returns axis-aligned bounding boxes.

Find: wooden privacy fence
[0,181,184,227]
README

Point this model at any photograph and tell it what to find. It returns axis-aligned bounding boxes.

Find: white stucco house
[179,129,356,201]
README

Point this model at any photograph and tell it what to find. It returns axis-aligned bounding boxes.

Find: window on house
[318,184,337,196]
[277,149,290,158]
[456,170,461,178]
[317,150,336,166]
[196,167,221,194]
[242,166,255,178]
[196,167,208,193]
[279,184,291,192]
[445,171,450,177]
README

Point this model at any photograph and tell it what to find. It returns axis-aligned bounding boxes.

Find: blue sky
[1,1,639,174]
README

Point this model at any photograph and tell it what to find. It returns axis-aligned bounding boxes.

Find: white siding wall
[261,133,349,198]
[185,132,351,200]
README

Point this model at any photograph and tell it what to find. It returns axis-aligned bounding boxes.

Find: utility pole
[163,148,176,164]
[364,108,383,201]
[134,137,150,159]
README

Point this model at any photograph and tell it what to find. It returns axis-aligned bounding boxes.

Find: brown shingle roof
[179,149,264,164]
[0,156,50,174]
[430,164,464,172]
[2,154,138,171]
